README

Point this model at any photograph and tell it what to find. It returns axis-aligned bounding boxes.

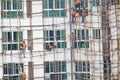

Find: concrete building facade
[0,0,120,80]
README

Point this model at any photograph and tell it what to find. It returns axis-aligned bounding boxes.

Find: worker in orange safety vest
[75,0,81,10]
[49,44,53,51]
[21,71,26,80]
[71,9,77,23]
[22,41,27,58]
[82,7,86,23]
[75,11,80,22]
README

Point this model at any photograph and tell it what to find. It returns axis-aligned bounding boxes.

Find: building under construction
[0,0,120,80]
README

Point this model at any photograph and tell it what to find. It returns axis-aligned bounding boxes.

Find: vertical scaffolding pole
[69,0,74,80]
[115,2,120,79]
[27,0,34,79]
[28,62,34,80]
[101,0,111,80]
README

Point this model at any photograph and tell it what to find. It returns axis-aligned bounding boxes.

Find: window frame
[44,61,67,80]
[93,29,101,39]
[2,31,23,50]
[44,30,66,49]
[1,0,23,18]
[75,61,90,80]
[3,63,24,80]
[81,0,88,8]
[43,0,66,17]
[92,0,100,6]
[74,29,89,48]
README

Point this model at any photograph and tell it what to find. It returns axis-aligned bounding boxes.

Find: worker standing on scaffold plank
[75,0,81,11]
[22,41,27,58]
[82,7,86,23]
[21,71,26,80]
[75,11,80,22]
[49,44,53,51]
[71,9,77,23]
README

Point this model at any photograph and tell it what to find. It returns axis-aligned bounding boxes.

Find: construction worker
[48,44,53,51]
[21,71,26,80]
[49,44,53,51]
[53,40,57,48]
[75,11,80,22]
[75,0,81,10]
[22,41,27,58]
[71,9,76,23]
[70,34,73,40]
[82,7,86,23]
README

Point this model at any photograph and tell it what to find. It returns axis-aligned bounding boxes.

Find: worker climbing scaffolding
[71,9,77,23]
[46,43,53,51]
[75,11,80,22]
[21,41,27,58]
[71,0,88,23]
[75,0,81,10]
[82,7,86,23]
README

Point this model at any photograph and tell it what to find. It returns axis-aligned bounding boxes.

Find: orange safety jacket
[22,43,27,49]
[75,0,80,4]
[21,72,26,79]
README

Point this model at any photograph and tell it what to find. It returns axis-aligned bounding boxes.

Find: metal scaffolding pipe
[101,0,111,80]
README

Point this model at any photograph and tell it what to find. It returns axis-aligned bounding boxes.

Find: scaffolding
[0,0,120,80]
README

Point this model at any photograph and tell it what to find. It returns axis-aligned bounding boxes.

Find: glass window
[74,41,89,48]
[62,73,67,80]
[56,30,66,40]
[45,61,67,80]
[93,29,101,39]
[8,32,12,42]
[75,29,89,40]
[44,30,66,49]
[75,61,90,80]
[81,0,88,8]
[76,61,90,72]
[2,31,23,50]
[74,29,89,48]
[45,62,49,73]
[56,30,60,40]
[43,0,66,17]
[3,75,20,80]
[13,32,18,42]
[1,0,23,18]
[50,30,54,40]
[111,0,114,5]
[55,61,61,72]
[3,63,23,80]
[92,0,100,6]
[117,0,120,5]
[75,73,90,80]
[79,41,89,48]
[62,61,66,72]
[50,62,54,72]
